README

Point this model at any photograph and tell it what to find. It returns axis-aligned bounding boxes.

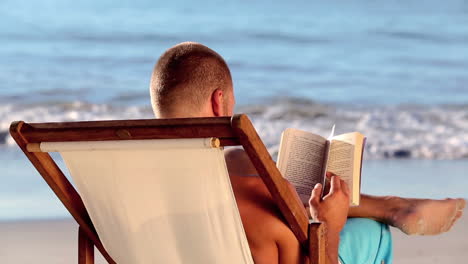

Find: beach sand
[0,216,466,263]
[391,214,468,264]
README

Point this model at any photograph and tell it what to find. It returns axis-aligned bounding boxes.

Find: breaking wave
[2,98,468,160]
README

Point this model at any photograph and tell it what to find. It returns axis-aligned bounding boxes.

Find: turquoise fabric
[338,218,393,264]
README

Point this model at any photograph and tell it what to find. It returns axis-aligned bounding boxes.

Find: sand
[0,216,467,263]
[0,219,107,264]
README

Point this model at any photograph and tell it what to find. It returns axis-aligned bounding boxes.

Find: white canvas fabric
[48,139,254,264]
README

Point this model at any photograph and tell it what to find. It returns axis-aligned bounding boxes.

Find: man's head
[150,42,235,118]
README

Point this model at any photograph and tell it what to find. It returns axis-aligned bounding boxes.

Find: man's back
[225,148,306,264]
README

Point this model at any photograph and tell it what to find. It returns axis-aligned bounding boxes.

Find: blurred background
[1,0,467,262]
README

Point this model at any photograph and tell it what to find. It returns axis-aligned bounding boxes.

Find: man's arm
[309,174,350,264]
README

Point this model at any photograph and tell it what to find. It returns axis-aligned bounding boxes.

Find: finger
[326,171,336,179]
[330,175,341,193]
[341,179,350,197]
[309,183,322,206]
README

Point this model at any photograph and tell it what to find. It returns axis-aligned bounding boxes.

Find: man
[149,42,466,264]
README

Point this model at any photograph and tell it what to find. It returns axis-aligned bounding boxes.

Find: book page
[326,132,365,206]
[326,139,354,186]
[277,128,327,204]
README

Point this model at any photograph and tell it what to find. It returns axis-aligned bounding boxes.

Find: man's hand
[308,173,350,234]
[308,173,350,264]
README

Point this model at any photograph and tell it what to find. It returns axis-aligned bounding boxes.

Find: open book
[277,128,366,206]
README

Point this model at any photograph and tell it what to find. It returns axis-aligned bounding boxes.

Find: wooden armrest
[309,222,327,264]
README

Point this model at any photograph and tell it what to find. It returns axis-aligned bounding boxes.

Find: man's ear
[211,89,224,116]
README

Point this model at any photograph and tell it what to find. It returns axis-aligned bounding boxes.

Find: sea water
[1,0,467,220]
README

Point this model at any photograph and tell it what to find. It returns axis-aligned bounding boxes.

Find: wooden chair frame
[10,114,326,264]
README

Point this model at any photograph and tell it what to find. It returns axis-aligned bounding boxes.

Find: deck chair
[10,114,327,264]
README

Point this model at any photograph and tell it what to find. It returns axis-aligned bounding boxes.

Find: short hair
[150,42,233,117]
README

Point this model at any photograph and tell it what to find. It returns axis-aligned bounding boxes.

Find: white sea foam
[241,99,468,160]
[0,101,154,146]
[2,99,468,159]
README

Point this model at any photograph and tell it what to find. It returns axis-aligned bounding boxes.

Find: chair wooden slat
[79,226,95,264]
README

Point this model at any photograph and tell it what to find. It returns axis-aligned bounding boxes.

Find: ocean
[1,0,467,220]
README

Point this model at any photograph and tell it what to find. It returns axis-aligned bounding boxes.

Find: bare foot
[385,197,466,235]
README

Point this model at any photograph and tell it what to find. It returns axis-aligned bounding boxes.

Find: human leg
[348,194,466,235]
